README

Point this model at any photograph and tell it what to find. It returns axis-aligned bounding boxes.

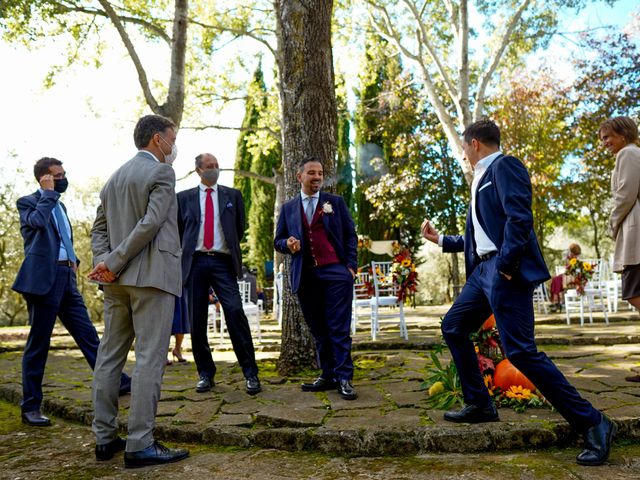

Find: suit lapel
[291,194,303,237]
[190,186,200,219]
[319,192,330,232]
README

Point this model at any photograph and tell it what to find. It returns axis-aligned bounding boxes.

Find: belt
[194,250,230,257]
[478,252,497,262]
[57,260,75,267]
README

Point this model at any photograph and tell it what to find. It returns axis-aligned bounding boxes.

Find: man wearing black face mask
[177,152,261,395]
[12,157,131,428]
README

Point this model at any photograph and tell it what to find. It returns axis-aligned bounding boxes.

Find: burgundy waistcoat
[301,203,340,268]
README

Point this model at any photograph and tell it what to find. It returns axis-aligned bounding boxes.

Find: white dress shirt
[196,183,230,254]
[300,190,319,220]
[471,151,501,256]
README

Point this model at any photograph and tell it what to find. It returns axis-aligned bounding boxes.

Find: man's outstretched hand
[421,219,439,244]
[88,262,116,283]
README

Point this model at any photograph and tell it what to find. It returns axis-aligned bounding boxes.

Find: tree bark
[274,0,337,375]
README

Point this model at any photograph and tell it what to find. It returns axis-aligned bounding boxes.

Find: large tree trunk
[274,0,338,375]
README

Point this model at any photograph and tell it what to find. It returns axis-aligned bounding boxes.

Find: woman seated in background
[549,243,582,312]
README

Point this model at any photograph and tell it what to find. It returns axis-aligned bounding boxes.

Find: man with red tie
[177,153,260,395]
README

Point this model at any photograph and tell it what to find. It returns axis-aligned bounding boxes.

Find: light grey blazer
[610,143,640,272]
[91,151,182,296]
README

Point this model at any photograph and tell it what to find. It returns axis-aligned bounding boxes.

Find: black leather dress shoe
[444,404,499,424]
[246,375,262,395]
[625,374,640,382]
[21,410,51,427]
[124,441,189,468]
[337,379,357,400]
[301,377,337,392]
[95,436,126,461]
[195,375,214,393]
[576,415,616,466]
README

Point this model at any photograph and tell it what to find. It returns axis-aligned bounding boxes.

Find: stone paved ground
[2,400,640,480]
[1,306,639,458]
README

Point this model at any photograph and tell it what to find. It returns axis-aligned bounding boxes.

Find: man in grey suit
[89,115,189,468]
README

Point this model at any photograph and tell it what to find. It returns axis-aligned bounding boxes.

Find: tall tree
[365,0,607,183]
[335,75,354,213]
[353,34,409,264]
[274,0,337,374]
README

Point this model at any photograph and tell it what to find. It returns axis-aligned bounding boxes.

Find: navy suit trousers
[441,256,601,431]
[188,254,258,379]
[297,263,354,381]
[22,265,101,412]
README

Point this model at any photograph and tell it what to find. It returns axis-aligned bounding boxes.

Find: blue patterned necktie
[53,204,76,263]
[305,197,315,224]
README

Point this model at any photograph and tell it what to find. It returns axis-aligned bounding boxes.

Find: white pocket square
[478,182,492,192]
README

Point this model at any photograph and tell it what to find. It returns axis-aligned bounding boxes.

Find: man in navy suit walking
[12,157,130,427]
[177,152,261,395]
[274,157,358,400]
[422,120,615,466]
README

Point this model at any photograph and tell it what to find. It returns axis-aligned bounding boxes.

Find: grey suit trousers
[92,284,174,452]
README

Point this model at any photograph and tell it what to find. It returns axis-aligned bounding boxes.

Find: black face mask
[54,178,69,193]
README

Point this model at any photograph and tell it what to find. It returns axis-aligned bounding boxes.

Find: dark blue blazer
[13,190,76,295]
[274,192,357,293]
[442,154,550,286]
[177,185,245,283]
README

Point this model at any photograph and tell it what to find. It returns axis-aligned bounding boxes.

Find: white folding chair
[352,272,371,335]
[274,272,284,328]
[238,280,262,342]
[370,261,408,341]
[533,283,549,314]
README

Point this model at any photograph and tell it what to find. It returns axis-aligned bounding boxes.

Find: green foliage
[335,75,354,213]
[0,178,28,326]
[568,31,640,257]
[490,68,576,254]
[421,351,464,410]
[234,62,282,285]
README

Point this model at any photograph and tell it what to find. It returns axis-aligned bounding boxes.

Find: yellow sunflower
[402,259,412,267]
[569,258,577,266]
[504,385,532,401]
[583,262,592,271]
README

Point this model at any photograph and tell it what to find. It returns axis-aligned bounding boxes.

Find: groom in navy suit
[12,157,130,427]
[422,120,615,466]
[274,157,358,400]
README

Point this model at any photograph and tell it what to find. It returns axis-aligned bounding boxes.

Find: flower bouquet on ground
[424,315,550,413]
[565,258,597,295]
[390,249,418,301]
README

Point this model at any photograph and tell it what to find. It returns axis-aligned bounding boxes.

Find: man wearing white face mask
[89,114,188,468]
[177,153,261,395]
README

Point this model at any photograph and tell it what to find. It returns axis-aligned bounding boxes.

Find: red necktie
[204,188,214,250]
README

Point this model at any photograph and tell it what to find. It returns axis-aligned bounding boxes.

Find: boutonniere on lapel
[226,201,233,209]
[322,202,334,215]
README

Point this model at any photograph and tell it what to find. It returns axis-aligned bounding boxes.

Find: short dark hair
[133,115,176,149]
[34,157,63,181]
[195,153,205,169]
[462,119,501,147]
[600,116,639,145]
[297,156,323,173]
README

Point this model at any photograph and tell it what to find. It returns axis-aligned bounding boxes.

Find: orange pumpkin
[493,359,536,391]
[480,314,496,331]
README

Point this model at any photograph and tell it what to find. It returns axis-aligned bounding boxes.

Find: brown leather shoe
[624,374,640,382]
